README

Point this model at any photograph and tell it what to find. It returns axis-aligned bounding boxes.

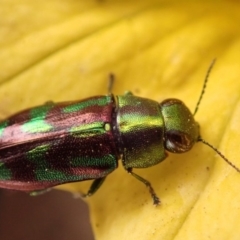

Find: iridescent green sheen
[0,162,11,180]
[63,96,112,113]
[27,144,75,182]
[35,169,66,181]
[117,94,166,168]
[31,104,53,118]
[22,119,53,133]
[161,100,198,137]
[0,120,8,137]
[27,144,50,163]
[22,105,53,133]
[70,155,116,168]
[26,142,117,181]
[70,122,107,137]
[161,99,199,153]
[27,144,50,181]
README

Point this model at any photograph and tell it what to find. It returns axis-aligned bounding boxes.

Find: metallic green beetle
[0,61,239,205]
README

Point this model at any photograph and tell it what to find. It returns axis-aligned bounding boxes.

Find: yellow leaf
[1,1,240,239]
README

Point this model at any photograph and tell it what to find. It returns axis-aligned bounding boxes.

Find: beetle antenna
[198,137,240,173]
[195,61,240,173]
[108,73,115,95]
[194,59,216,116]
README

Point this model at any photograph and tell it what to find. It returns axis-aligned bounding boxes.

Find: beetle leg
[108,73,115,95]
[127,168,160,205]
[29,188,51,196]
[81,177,107,198]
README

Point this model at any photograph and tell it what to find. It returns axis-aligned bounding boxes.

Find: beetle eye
[165,130,192,153]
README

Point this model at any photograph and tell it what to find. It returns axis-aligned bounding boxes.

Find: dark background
[0,189,94,240]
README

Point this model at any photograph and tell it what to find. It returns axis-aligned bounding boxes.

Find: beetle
[0,60,239,205]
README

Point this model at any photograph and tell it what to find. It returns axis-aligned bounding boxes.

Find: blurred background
[0,190,94,240]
